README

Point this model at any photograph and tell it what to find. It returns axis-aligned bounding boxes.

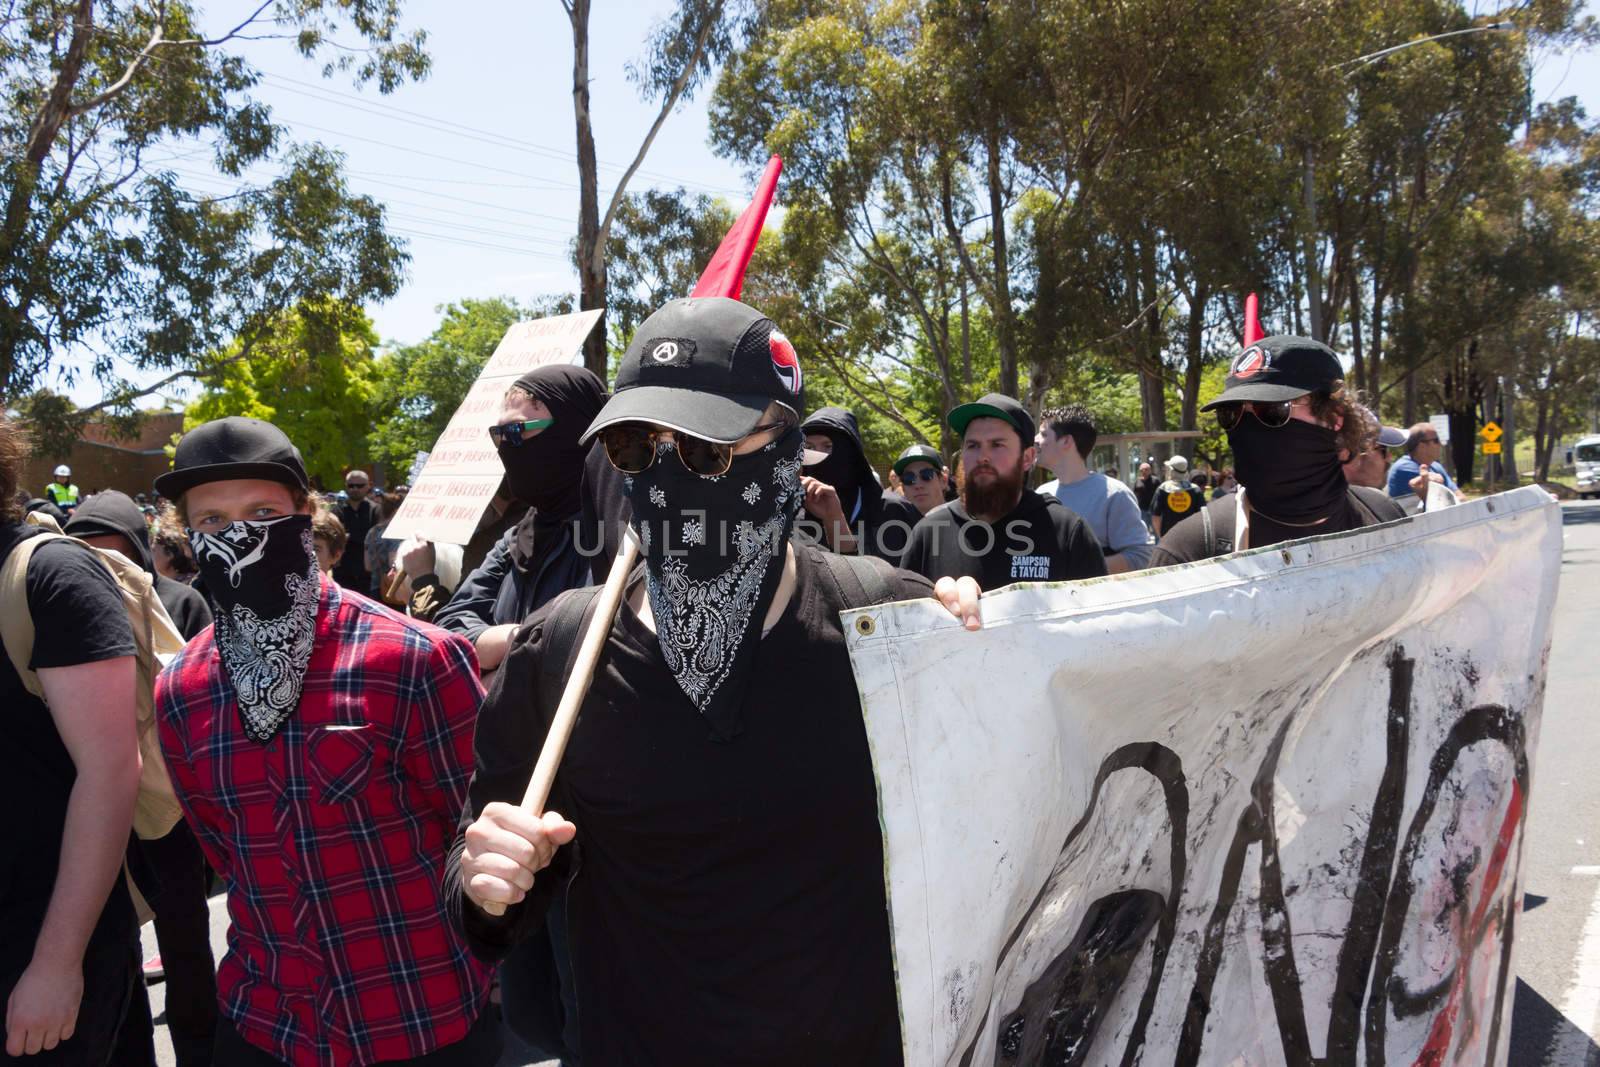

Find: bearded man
[901,393,1107,587]
[151,417,497,1066]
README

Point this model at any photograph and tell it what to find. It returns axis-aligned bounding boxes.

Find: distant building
[22,412,185,499]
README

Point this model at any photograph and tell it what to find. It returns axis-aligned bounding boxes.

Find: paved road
[1510,499,1600,1065]
[145,499,1600,1065]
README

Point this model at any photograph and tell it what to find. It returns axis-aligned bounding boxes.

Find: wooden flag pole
[480,532,640,917]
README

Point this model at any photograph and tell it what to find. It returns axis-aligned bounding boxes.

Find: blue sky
[61,1,1600,407]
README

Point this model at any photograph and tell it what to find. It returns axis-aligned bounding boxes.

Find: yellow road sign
[1483,441,1502,455]
[1479,421,1503,443]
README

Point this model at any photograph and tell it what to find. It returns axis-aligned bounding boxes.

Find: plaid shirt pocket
[307,724,375,804]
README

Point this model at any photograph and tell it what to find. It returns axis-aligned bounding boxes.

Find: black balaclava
[499,365,607,574]
[189,513,320,743]
[1228,417,1349,523]
[803,431,862,511]
[625,426,805,741]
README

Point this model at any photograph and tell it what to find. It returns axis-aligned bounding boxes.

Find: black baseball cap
[893,443,945,476]
[581,297,804,445]
[948,393,1036,447]
[154,416,311,499]
[1203,335,1346,410]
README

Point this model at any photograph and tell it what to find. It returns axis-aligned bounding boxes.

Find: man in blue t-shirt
[1034,404,1153,572]
[1386,422,1458,498]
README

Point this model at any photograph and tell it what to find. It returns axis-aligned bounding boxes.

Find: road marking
[1550,876,1600,1060]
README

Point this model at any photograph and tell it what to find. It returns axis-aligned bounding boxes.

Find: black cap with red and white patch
[1202,335,1346,410]
[581,296,804,445]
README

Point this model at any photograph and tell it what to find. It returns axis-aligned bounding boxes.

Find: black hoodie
[800,407,922,566]
[64,491,212,641]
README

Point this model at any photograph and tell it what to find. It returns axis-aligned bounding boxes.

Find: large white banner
[384,309,601,545]
[844,487,1561,1067]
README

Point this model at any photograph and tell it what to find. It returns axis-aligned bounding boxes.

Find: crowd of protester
[2,301,1471,1066]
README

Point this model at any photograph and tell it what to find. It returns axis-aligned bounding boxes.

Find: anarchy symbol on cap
[651,341,679,363]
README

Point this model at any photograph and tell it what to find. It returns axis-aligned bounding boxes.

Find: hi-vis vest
[44,481,79,508]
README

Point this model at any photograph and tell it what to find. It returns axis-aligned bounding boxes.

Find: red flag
[691,155,782,300]
[1243,292,1264,346]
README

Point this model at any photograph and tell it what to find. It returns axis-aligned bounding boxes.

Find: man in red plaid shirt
[152,417,496,1066]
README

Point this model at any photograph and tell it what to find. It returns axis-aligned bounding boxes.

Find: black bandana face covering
[189,513,321,743]
[1228,417,1349,523]
[626,426,805,741]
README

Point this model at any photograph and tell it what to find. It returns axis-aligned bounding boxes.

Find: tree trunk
[1500,378,1519,483]
[985,127,1017,397]
[1370,282,1386,414]
[1533,392,1552,481]
[1138,239,1166,432]
[1349,279,1365,399]
[568,0,607,377]
[1302,146,1324,342]
[1181,284,1208,430]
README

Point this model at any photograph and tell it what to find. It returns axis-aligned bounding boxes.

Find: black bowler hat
[154,416,311,499]
[580,296,804,445]
[1203,336,1346,410]
[948,393,1037,448]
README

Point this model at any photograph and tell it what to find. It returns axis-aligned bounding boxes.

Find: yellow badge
[1168,490,1193,513]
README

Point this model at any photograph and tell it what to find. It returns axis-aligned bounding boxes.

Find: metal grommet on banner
[855,615,877,636]
[1281,549,1294,564]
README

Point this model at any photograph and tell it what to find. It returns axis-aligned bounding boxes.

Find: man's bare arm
[5,656,139,1057]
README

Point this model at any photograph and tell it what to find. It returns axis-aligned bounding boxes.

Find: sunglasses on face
[1213,398,1308,431]
[602,422,786,478]
[488,418,555,447]
[345,482,368,490]
[901,467,941,484]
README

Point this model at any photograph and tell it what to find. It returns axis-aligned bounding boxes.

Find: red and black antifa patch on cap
[769,329,801,397]
[1233,344,1269,379]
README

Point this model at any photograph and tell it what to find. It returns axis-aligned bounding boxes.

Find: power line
[257,70,746,196]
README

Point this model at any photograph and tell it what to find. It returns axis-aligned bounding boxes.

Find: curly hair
[311,502,348,556]
[0,414,27,525]
[151,502,199,577]
[1307,385,1376,459]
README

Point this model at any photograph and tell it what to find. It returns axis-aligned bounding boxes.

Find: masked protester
[1151,336,1406,564]
[901,394,1107,588]
[411,363,606,1064]
[799,407,922,563]
[447,297,984,1067]
[151,417,499,1066]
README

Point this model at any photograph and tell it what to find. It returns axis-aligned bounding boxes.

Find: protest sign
[844,487,1561,1066]
[385,309,602,544]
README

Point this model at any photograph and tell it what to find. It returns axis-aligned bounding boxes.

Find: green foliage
[367,295,576,475]
[0,0,423,444]
[185,302,381,487]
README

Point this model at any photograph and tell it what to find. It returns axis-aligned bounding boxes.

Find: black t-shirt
[448,545,930,1066]
[333,497,379,588]
[1134,475,1160,511]
[900,491,1107,588]
[0,529,137,973]
[1150,486,1408,566]
[1151,479,1204,531]
[155,572,212,641]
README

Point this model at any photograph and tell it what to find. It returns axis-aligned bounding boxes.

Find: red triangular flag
[691,155,782,300]
[1243,292,1264,346]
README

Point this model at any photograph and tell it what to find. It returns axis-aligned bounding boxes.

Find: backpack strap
[813,548,899,609]
[0,528,54,698]
[1200,502,1216,559]
[536,586,605,726]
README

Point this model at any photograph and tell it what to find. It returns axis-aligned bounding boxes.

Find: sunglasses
[1213,399,1307,431]
[488,418,555,447]
[900,467,942,484]
[345,482,368,490]
[602,422,787,478]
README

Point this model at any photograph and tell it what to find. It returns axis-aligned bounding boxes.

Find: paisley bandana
[189,514,321,743]
[626,426,805,741]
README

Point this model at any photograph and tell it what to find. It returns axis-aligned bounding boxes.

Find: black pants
[127,822,218,1067]
[0,926,145,1067]
[212,1006,501,1066]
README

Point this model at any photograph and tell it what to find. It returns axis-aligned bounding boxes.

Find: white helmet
[54,464,71,478]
